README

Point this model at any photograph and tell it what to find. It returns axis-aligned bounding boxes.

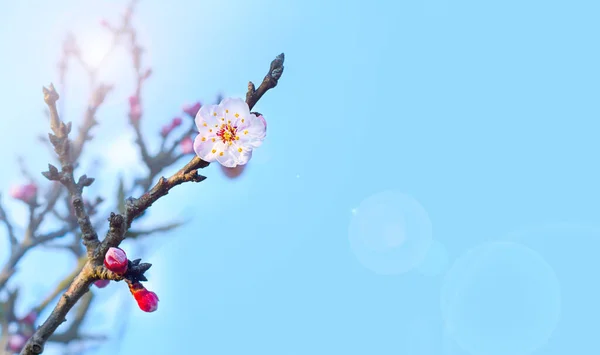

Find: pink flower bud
[94,279,110,288]
[20,311,37,325]
[7,334,28,353]
[180,136,194,154]
[160,125,172,137]
[9,183,38,203]
[171,117,182,127]
[128,95,140,106]
[129,95,142,123]
[182,102,201,118]
[100,19,110,28]
[129,104,142,123]
[129,282,159,312]
[104,247,128,275]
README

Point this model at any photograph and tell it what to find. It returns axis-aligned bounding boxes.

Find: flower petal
[221,97,251,126]
[193,134,222,162]
[195,104,223,133]
[215,144,239,168]
[230,142,253,166]
[237,113,266,148]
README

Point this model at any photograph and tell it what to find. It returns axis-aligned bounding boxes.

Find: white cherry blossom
[193,97,266,167]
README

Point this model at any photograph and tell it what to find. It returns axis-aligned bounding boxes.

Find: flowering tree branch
[0,1,284,353]
[18,49,284,354]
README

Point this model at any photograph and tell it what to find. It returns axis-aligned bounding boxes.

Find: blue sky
[1,0,600,354]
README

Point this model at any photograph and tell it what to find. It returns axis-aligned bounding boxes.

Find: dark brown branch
[246,53,285,110]
[48,291,95,344]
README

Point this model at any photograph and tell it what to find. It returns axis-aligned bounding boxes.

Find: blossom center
[216,123,238,144]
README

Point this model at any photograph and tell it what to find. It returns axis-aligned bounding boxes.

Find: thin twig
[0,194,18,247]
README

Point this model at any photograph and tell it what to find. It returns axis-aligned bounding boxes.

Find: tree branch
[41,85,100,256]
[0,194,18,248]
[21,261,94,354]
[246,53,285,110]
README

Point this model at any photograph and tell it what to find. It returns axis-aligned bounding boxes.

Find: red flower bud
[129,282,159,312]
[94,279,110,288]
[104,247,128,275]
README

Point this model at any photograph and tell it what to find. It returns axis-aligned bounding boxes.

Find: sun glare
[79,30,113,70]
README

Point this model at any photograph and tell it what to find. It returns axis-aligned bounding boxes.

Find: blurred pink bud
[129,104,142,123]
[129,96,142,122]
[171,117,182,127]
[94,280,110,288]
[9,183,37,203]
[7,334,28,353]
[183,102,201,118]
[128,95,140,106]
[100,19,110,28]
[160,125,172,137]
[180,136,194,154]
[104,247,128,275]
[20,311,37,325]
